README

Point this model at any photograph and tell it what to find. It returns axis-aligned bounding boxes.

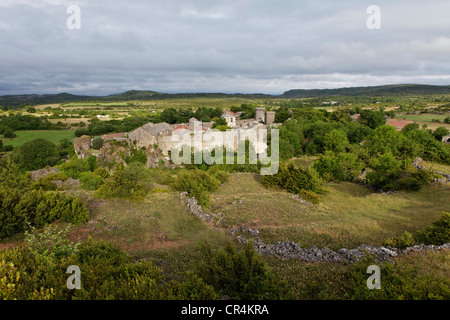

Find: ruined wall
[73,135,92,159]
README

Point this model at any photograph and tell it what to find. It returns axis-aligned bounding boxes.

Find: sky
[1,0,450,96]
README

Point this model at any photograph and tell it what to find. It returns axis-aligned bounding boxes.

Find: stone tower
[255,108,266,123]
[265,111,275,125]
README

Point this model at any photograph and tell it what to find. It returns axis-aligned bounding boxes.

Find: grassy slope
[65,191,229,256]
[206,173,450,250]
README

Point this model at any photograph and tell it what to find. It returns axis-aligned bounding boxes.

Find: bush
[0,187,89,238]
[79,171,104,190]
[58,156,90,179]
[314,151,364,181]
[347,256,450,300]
[383,231,416,249]
[3,129,16,138]
[75,128,89,137]
[92,137,104,150]
[0,238,218,300]
[171,169,221,207]
[196,241,292,299]
[415,212,450,245]
[95,162,151,199]
[14,138,60,171]
[261,164,322,197]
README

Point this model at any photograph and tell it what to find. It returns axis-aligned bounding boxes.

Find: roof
[222,110,239,118]
[140,122,173,135]
[102,132,127,140]
[386,119,413,131]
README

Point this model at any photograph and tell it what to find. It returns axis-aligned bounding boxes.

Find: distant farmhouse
[74,108,278,167]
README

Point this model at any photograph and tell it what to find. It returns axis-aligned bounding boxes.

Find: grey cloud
[0,0,450,95]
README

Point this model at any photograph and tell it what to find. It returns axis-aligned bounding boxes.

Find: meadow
[3,130,75,148]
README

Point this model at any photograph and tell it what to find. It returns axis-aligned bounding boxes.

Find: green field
[3,130,75,148]
[396,113,449,122]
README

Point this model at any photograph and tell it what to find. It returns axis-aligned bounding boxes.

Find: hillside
[2,84,450,108]
[281,84,450,98]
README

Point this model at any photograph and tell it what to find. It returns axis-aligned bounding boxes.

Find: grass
[266,249,450,300]
[396,113,449,122]
[3,130,75,148]
[206,173,450,250]
[67,191,229,255]
[422,161,450,175]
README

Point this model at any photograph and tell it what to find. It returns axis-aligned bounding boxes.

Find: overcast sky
[1,0,450,96]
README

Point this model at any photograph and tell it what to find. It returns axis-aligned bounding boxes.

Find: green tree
[3,129,16,139]
[14,138,60,170]
[324,129,349,153]
[26,106,37,113]
[433,127,449,141]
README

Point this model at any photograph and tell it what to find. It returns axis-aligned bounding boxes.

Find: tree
[160,108,178,124]
[359,110,386,129]
[212,117,227,128]
[433,127,449,141]
[324,129,349,153]
[26,106,36,113]
[3,129,16,139]
[274,108,291,123]
[75,128,89,137]
[366,125,404,156]
[14,138,60,170]
[314,151,364,181]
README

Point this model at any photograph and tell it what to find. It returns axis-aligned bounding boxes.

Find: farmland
[2,130,75,148]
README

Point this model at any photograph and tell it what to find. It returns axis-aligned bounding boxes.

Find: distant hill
[0,93,95,108]
[280,84,450,98]
[0,90,272,108]
[2,84,450,109]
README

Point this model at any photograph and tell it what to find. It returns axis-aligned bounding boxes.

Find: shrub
[415,212,450,245]
[383,231,416,249]
[75,128,89,137]
[0,238,219,300]
[298,189,320,205]
[14,138,60,171]
[95,162,151,199]
[171,169,222,207]
[347,256,450,300]
[314,151,364,182]
[261,164,322,198]
[0,187,89,238]
[196,241,292,299]
[79,171,104,190]
[58,155,90,179]
[3,129,16,138]
[92,137,104,150]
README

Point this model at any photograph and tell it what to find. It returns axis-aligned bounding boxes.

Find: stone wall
[235,226,450,263]
[180,191,450,263]
[413,157,450,182]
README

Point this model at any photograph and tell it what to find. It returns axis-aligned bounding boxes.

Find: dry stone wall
[181,192,450,263]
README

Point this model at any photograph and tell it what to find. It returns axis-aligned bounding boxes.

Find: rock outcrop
[73,135,92,159]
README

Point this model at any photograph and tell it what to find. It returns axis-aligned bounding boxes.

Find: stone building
[74,109,277,166]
